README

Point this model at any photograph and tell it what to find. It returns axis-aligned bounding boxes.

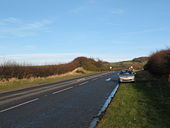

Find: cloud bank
[0,17,53,38]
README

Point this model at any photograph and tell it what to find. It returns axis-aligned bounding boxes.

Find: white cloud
[89,0,96,4]
[2,17,21,24]
[123,27,170,35]
[1,53,81,58]
[0,53,94,65]
[0,53,87,65]
[70,0,96,14]
[23,45,37,51]
[0,52,135,65]
[112,42,127,44]
[107,22,122,26]
[70,6,87,13]
[112,9,124,14]
[0,17,53,38]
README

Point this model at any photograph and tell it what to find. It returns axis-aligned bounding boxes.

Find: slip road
[0,72,118,128]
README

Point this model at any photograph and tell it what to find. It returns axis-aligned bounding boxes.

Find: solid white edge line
[88,84,120,128]
[0,98,39,113]
[79,81,88,86]
[52,86,73,94]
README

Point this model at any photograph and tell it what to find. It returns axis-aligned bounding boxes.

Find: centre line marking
[0,98,39,113]
[52,86,73,94]
[79,81,88,86]
[105,78,111,81]
[76,78,86,82]
[93,78,98,81]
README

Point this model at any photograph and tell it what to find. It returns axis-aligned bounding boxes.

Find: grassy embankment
[0,67,94,92]
[97,70,170,128]
[110,57,148,71]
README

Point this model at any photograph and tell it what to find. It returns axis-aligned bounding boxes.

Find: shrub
[0,57,109,80]
[144,49,170,78]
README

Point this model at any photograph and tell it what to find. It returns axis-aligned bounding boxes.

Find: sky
[0,0,170,65]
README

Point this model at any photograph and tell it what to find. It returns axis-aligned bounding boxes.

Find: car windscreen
[120,70,133,75]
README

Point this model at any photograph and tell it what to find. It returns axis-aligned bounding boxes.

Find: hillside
[0,57,109,80]
[0,56,149,80]
[110,56,149,71]
[72,57,109,71]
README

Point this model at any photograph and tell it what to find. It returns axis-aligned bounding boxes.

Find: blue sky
[0,0,170,65]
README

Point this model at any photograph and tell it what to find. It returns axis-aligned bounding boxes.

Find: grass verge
[0,68,95,93]
[97,71,170,128]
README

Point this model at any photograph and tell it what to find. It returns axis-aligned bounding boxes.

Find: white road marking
[52,86,73,94]
[88,84,119,128]
[105,78,111,81]
[0,98,39,113]
[93,78,98,81]
[76,78,86,82]
[79,81,88,86]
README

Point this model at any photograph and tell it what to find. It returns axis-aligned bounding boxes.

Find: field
[110,57,148,71]
[97,71,170,128]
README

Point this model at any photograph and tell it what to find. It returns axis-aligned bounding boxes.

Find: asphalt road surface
[0,72,118,128]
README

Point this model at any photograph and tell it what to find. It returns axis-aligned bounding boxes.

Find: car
[118,69,135,83]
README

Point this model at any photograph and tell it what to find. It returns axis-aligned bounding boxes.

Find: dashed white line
[52,86,73,94]
[76,78,86,82]
[93,78,98,81]
[79,81,88,86]
[105,78,111,81]
[0,98,39,113]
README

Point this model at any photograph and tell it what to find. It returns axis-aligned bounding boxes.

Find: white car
[118,69,135,82]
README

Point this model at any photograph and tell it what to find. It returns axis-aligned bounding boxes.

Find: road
[0,72,118,128]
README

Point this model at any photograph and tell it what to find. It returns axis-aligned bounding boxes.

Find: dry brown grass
[0,67,86,84]
[0,67,93,92]
[144,48,170,79]
[0,57,109,80]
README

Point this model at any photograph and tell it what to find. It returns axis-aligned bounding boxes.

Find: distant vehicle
[118,69,135,83]
[129,65,134,71]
